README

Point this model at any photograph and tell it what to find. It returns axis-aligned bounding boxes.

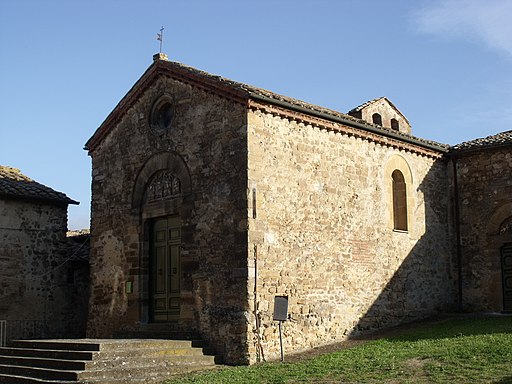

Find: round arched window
[150,95,174,133]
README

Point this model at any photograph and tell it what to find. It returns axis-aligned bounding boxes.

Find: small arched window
[372,113,382,126]
[392,170,408,231]
[391,118,399,131]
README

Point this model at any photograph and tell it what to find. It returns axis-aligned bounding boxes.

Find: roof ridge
[348,96,387,113]
[86,60,447,155]
[0,165,33,182]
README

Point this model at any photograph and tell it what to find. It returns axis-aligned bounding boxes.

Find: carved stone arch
[132,151,192,324]
[132,151,192,210]
[485,203,512,311]
[384,154,414,233]
[384,154,413,185]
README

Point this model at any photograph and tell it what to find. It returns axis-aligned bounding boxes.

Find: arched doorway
[500,243,512,312]
[132,152,193,324]
[486,205,512,312]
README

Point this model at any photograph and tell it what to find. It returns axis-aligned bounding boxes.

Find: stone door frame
[132,152,193,325]
[501,243,512,312]
[486,203,512,312]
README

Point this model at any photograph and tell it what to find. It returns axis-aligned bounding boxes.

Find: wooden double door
[501,244,512,312]
[150,216,181,322]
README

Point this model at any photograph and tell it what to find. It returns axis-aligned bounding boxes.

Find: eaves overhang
[248,92,449,155]
[85,59,449,157]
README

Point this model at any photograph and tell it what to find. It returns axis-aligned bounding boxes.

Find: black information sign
[273,295,288,321]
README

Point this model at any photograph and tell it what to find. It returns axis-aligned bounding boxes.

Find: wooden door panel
[150,216,181,322]
[170,245,180,292]
[501,244,512,312]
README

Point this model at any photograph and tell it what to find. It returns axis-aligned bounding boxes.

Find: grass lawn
[167,315,512,383]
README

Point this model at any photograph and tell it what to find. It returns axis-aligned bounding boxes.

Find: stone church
[84,53,512,364]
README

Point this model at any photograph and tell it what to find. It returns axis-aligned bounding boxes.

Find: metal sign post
[278,321,284,362]
[273,295,288,362]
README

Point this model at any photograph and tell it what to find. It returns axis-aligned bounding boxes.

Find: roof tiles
[452,130,512,152]
[86,59,449,154]
[0,166,78,205]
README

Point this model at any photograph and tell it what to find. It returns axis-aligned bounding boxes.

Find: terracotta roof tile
[86,59,449,154]
[452,130,512,151]
[162,62,448,152]
[348,97,387,113]
[0,166,78,205]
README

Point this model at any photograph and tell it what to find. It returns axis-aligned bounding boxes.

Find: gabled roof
[0,166,78,206]
[452,130,512,152]
[85,57,448,154]
[348,96,411,127]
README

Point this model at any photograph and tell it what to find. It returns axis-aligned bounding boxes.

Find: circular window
[150,96,174,133]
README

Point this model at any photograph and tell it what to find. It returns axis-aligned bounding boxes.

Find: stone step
[0,364,79,381]
[0,363,215,382]
[0,347,94,361]
[0,374,77,384]
[0,354,216,371]
[0,345,209,361]
[115,331,200,340]
[0,355,87,370]
[0,366,219,384]
[113,323,202,342]
[10,339,205,352]
[0,338,219,383]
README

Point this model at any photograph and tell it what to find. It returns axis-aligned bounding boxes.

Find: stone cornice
[86,59,447,160]
[248,100,446,160]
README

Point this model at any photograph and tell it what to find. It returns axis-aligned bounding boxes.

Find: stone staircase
[113,323,200,341]
[0,339,220,383]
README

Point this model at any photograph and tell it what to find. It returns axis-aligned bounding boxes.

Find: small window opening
[392,170,408,231]
[149,96,174,133]
[391,118,399,131]
[155,102,173,130]
[372,113,382,126]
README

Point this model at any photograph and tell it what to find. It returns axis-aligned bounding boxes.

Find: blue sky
[1,0,512,230]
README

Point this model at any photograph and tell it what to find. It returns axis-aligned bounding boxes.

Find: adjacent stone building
[85,54,463,364]
[0,166,86,341]
[451,131,512,313]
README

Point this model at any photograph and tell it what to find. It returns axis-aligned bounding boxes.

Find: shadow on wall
[350,157,458,338]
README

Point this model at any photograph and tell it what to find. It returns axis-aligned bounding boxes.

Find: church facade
[85,54,511,364]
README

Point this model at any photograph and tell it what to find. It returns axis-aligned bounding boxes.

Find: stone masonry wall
[456,148,512,311]
[88,75,250,364]
[246,109,457,362]
[0,199,79,339]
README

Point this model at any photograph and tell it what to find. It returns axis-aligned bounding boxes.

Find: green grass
[167,316,512,383]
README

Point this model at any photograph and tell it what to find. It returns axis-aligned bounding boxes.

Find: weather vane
[156,26,164,53]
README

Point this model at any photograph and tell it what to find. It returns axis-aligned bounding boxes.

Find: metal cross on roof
[156,26,164,53]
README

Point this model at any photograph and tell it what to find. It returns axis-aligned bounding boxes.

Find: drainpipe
[452,155,463,312]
